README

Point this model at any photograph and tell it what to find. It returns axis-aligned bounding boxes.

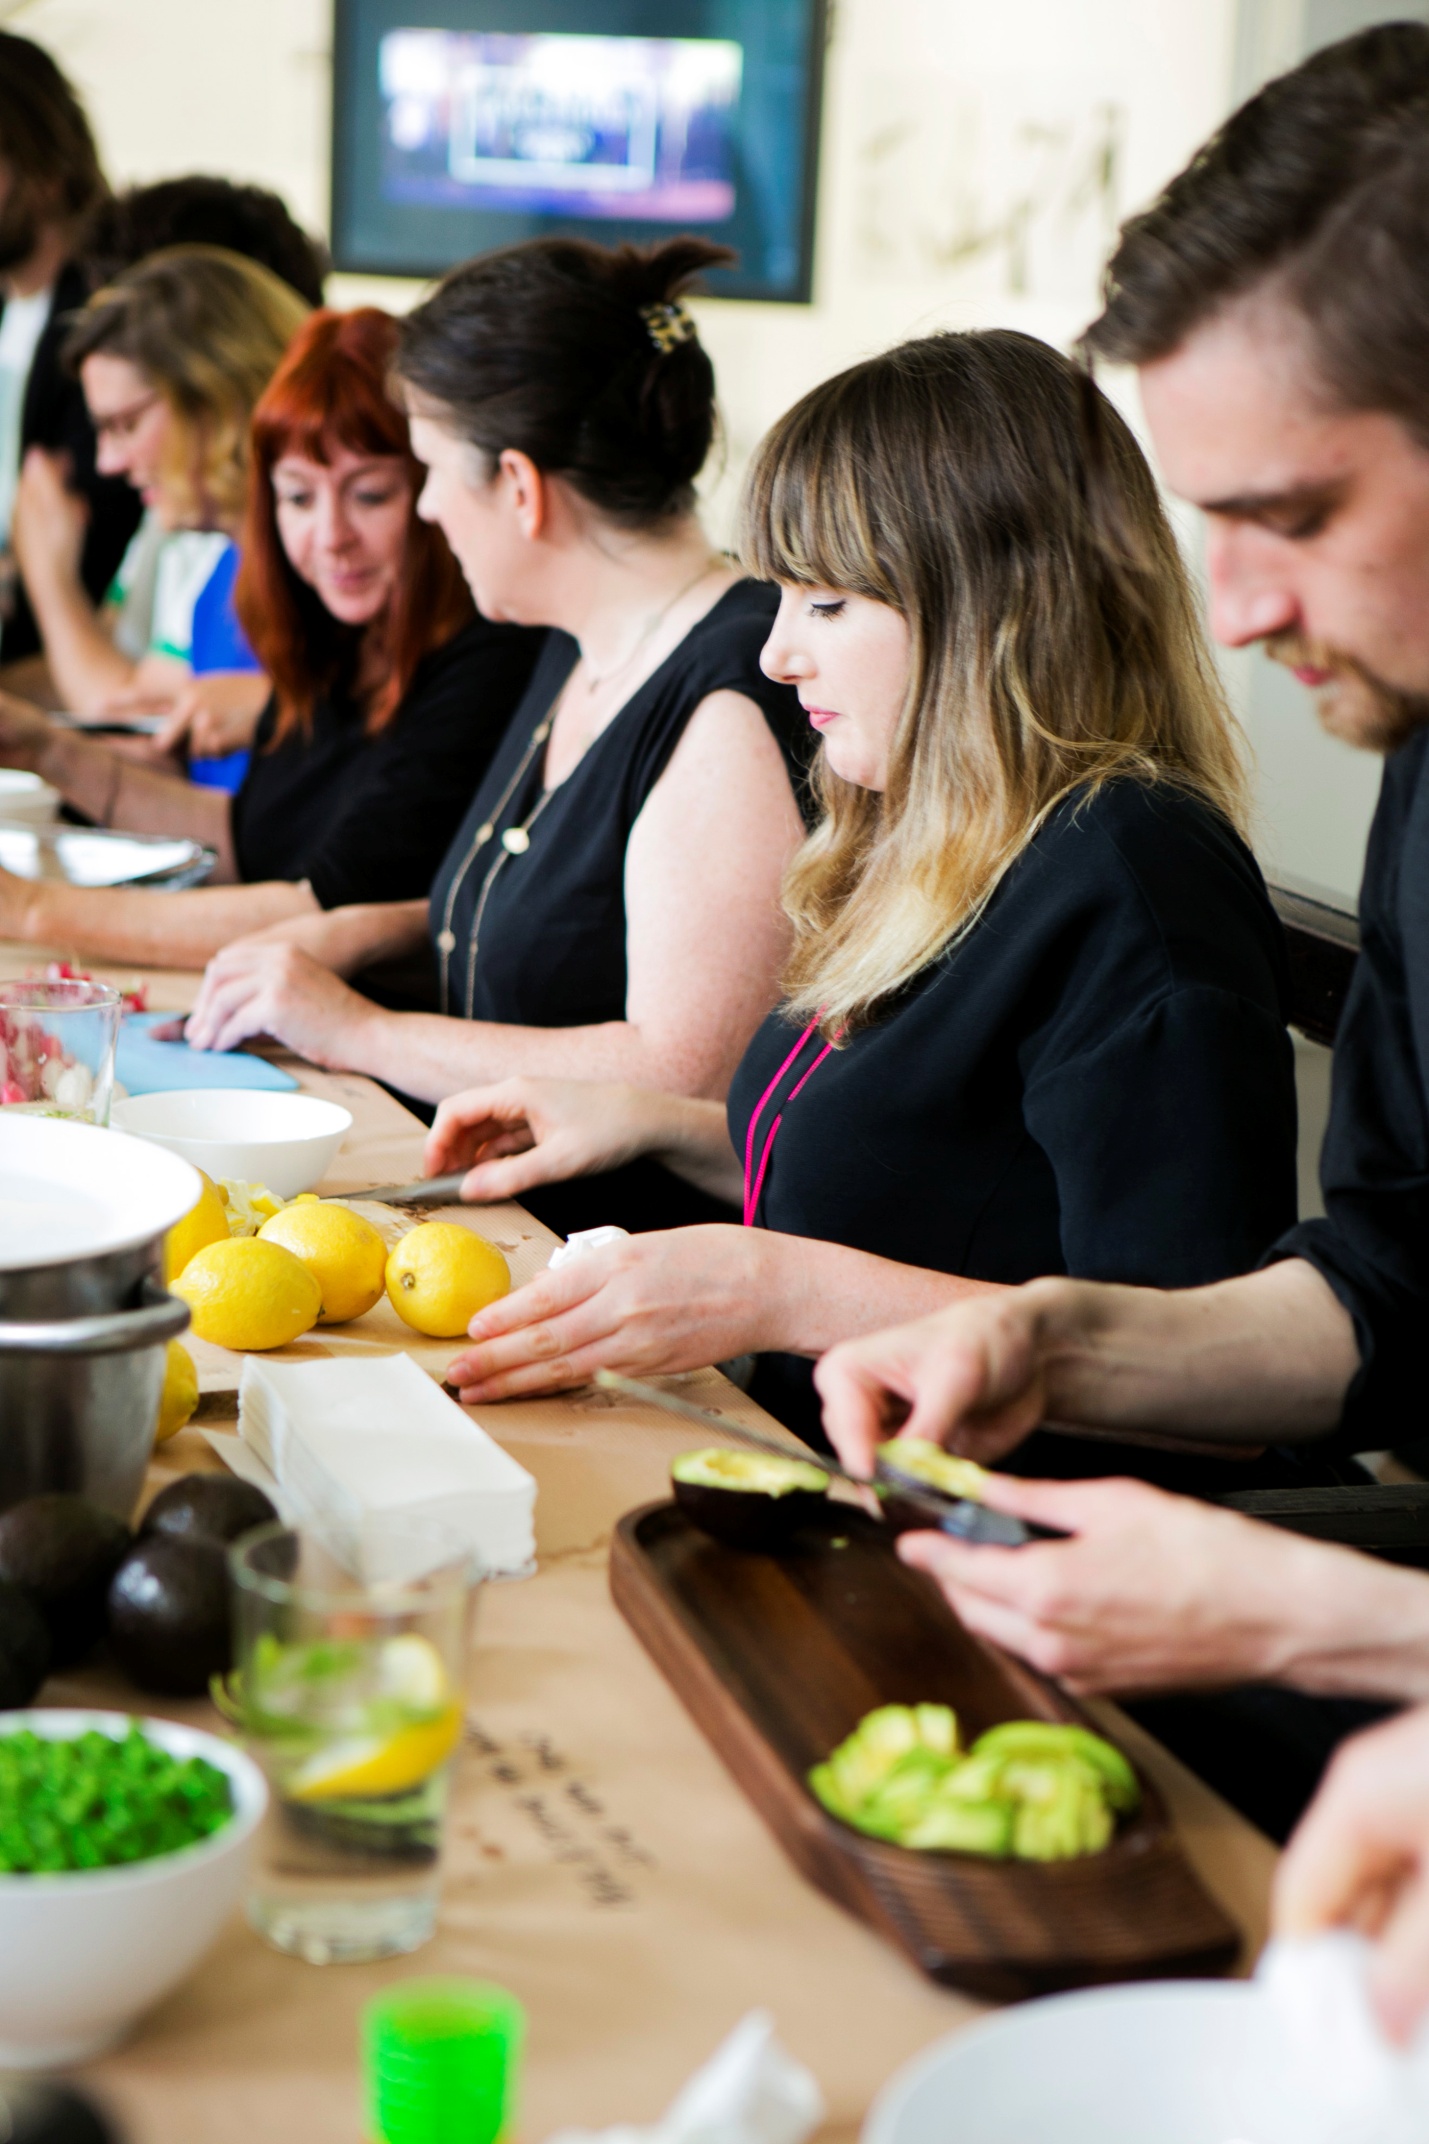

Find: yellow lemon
[172,1236,322,1352]
[385,1221,510,1338]
[257,1201,387,1325]
[286,1704,463,1801]
[221,1180,286,1236]
[154,1340,199,1443]
[163,1170,230,1283]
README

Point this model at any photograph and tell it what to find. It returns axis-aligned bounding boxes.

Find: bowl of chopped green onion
[0,1710,267,2067]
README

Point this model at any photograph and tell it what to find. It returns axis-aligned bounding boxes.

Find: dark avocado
[671,1447,830,1552]
[141,1473,277,1549]
[0,1497,132,1666]
[876,1443,991,1536]
[0,1580,51,1707]
[106,1535,232,1697]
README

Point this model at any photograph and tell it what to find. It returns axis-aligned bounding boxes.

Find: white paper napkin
[544,2011,823,2144]
[1255,1932,1429,2143]
[237,1352,536,1579]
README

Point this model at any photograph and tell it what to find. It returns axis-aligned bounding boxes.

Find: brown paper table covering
[3,943,1276,2144]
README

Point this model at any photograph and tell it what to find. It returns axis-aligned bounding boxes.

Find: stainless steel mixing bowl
[0,1117,200,1518]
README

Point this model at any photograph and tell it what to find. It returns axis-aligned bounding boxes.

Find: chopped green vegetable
[808,1705,1138,1862]
[0,1723,233,1873]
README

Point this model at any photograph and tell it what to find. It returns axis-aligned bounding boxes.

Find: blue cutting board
[117,1011,298,1095]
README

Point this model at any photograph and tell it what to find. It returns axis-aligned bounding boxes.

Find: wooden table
[5,948,1277,2144]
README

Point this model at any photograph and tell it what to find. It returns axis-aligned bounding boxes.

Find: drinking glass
[229,1517,478,1965]
[0,980,121,1124]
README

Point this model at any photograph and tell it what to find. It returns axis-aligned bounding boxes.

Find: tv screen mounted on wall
[331,0,827,302]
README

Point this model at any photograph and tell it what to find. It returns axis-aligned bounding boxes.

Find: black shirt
[231,616,542,907]
[1277,729,1429,1443]
[726,778,1299,1452]
[426,578,810,1235]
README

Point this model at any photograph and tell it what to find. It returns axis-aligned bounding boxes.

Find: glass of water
[228,1517,478,1965]
[0,979,121,1123]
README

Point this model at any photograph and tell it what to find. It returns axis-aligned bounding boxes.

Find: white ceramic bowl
[0,1710,267,2067]
[111,1088,353,1198]
[863,1980,1322,2144]
[0,770,60,827]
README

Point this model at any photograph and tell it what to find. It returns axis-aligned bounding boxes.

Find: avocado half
[877,1442,991,1535]
[671,1447,830,1552]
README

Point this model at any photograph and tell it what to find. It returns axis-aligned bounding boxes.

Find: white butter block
[238,1353,536,1578]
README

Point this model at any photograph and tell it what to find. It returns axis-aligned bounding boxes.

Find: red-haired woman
[0,307,542,967]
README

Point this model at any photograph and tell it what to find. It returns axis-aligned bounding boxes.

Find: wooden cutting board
[610,1499,1240,2000]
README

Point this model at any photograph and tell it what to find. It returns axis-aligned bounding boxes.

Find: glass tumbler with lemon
[226,1515,477,1965]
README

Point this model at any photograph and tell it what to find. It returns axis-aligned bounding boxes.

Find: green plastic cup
[364,1980,525,2144]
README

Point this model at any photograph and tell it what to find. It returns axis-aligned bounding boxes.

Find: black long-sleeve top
[1276,730,1429,1445]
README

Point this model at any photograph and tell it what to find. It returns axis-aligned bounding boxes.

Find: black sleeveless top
[426,578,811,1234]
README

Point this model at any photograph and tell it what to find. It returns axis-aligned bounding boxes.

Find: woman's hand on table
[445,1223,780,1401]
[425,1077,660,1202]
[1276,1705,1429,2045]
[146,672,269,760]
[181,939,373,1065]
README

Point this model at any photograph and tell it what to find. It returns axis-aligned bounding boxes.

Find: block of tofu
[238,1352,535,1578]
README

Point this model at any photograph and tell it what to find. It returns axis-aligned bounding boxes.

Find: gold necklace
[577,557,723,694]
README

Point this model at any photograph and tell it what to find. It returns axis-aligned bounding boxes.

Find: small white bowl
[111,1088,353,1198]
[0,770,60,827]
[864,1979,1318,2144]
[0,1710,267,2067]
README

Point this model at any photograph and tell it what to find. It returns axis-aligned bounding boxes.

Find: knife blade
[320,1171,468,1206]
[593,1370,1053,1546]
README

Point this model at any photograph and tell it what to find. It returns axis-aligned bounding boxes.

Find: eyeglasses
[90,391,163,443]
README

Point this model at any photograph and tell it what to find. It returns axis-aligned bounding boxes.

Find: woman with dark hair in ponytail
[183,237,811,1233]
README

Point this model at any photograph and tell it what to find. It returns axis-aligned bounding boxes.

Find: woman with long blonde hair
[336,332,1297,1477]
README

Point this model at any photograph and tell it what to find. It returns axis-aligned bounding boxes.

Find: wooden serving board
[610,1500,1240,1999]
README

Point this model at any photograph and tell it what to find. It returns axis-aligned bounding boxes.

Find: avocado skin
[0,1497,132,1667]
[0,1580,51,1707]
[141,1474,277,1549]
[673,1477,828,1553]
[106,1536,232,1697]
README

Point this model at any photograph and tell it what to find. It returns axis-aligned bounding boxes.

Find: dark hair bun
[396,235,733,526]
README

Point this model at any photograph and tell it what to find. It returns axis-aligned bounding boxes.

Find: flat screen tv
[331,0,827,301]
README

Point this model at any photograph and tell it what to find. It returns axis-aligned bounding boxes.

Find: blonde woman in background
[3,244,308,775]
[421,328,1308,1488]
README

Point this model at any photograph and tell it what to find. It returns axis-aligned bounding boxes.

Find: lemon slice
[286,1704,463,1801]
[284,1635,462,1801]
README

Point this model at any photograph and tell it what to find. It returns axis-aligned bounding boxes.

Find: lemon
[257,1201,387,1324]
[154,1340,200,1443]
[163,1169,230,1283]
[221,1180,286,1236]
[287,1705,463,1800]
[286,1636,462,1801]
[385,1221,510,1338]
[172,1235,322,1351]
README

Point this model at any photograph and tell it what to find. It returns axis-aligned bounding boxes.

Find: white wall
[11,0,1384,902]
[18,0,1236,529]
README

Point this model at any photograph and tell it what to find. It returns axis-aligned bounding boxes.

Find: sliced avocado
[902,1796,1014,1856]
[672,1446,829,1552]
[879,1443,990,1502]
[912,1702,959,1757]
[0,1580,51,1707]
[0,1496,132,1667]
[972,1721,1140,1813]
[107,1536,232,1697]
[141,1473,277,1549]
[671,1449,829,1496]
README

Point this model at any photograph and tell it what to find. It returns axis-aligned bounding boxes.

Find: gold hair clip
[639,300,697,354]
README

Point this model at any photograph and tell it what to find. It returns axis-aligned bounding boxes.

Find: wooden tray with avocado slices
[609,1500,1239,1999]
